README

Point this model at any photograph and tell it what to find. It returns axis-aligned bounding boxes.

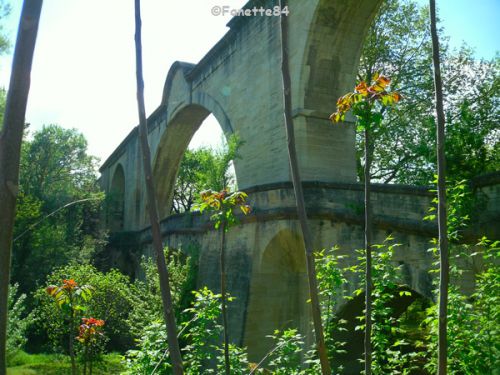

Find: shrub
[127,247,196,338]
[122,321,170,375]
[7,283,30,364]
[32,264,136,353]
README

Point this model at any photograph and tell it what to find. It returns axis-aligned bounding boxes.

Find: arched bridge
[98,0,500,369]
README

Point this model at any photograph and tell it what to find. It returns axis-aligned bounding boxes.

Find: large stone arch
[108,164,125,232]
[296,0,383,110]
[244,228,310,362]
[285,0,384,182]
[153,88,235,220]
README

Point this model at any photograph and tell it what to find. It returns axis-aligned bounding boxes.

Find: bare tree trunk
[133,1,183,373]
[0,2,43,374]
[364,128,373,375]
[219,223,230,375]
[429,1,449,374]
[278,1,331,373]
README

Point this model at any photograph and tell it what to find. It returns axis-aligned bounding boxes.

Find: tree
[429,0,449,373]
[133,1,183,373]
[331,76,401,374]
[172,135,242,214]
[358,0,499,185]
[11,125,103,295]
[194,189,251,375]
[277,0,331,373]
[0,2,43,374]
[46,279,93,375]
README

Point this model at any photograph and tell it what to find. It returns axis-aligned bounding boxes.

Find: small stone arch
[108,164,125,232]
[244,228,310,362]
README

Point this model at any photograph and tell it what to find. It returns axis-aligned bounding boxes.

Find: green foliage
[12,125,104,295]
[266,329,304,374]
[216,344,249,375]
[32,265,134,353]
[7,284,30,364]
[0,0,10,57]
[127,248,196,338]
[331,74,401,133]
[314,241,433,373]
[172,134,243,213]
[122,321,170,375]
[123,287,246,375]
[0,0,10,127]
[46,279,93,314]
[424,179,474,241]
[342,238,429,374]
[358,0,499,184]
[422,238,500,374]
[194,189,251,231]
[314,247,348,365]
[182,287,226,373]
[123,287,253,374]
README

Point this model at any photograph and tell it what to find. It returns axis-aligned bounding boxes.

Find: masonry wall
[107,178,499,363]
[99,0,383,231]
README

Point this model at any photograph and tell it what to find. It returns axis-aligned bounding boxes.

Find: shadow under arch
[243,229,310,362]
[108,163,125,232]
[331,286,431,374]
[153,96,235,220]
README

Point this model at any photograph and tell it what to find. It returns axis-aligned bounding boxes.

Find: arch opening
[153,104,239,220]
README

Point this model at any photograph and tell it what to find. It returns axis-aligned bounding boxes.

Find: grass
[7,351,125,375]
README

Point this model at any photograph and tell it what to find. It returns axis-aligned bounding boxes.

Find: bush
[31,264,136,353]
[7,283,30,364]
[30,248,196,354]
[122,321,170,375]
[127,248,196,338]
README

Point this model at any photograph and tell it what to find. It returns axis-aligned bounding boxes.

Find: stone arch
[297,0,383,111]
[284,0,384,183]
[108,164,125,232]
[244,228,310,362]
[153,96,236,220]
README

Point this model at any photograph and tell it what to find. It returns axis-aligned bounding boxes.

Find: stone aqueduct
[98,0,500,368]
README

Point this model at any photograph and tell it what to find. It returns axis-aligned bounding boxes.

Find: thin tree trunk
[364,128,373,375]
[133,1,183,373]
[278,1,331,373]
[0,2,43,374]
[219,223,230,375]
[429,1,449,374]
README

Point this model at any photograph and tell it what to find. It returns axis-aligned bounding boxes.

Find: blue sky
[415,0,499,59]
[0,0,498,164]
